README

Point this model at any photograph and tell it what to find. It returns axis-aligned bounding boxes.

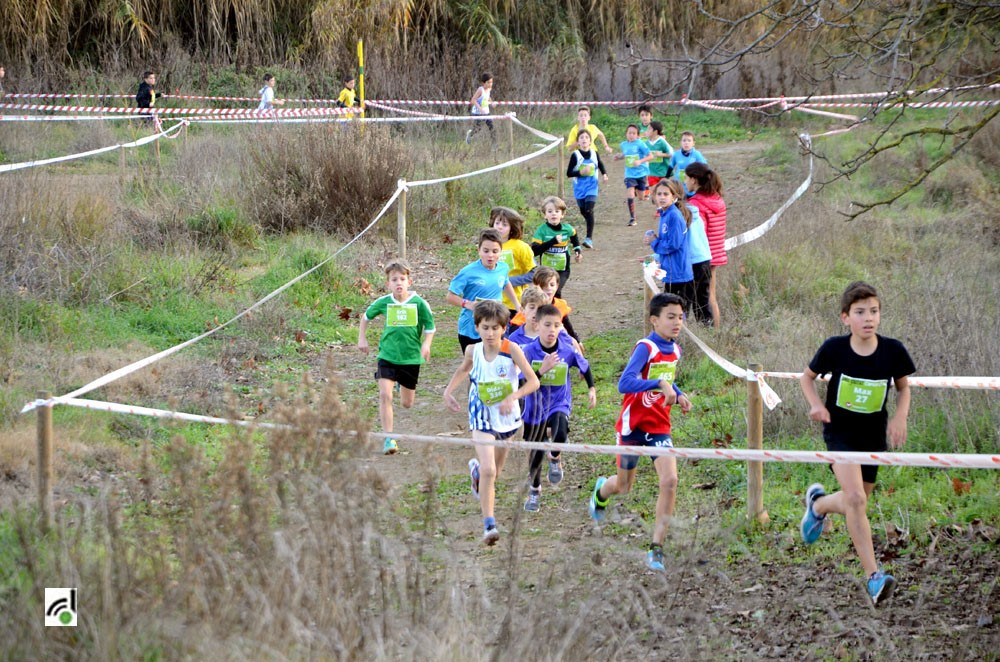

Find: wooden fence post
[397,181,407,260]
[557,141,564,199]
[37,391,54,532]
[746,363,770,524]
[508,114,515,162]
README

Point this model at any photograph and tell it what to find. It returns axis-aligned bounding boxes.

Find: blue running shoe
[800,483,826,545]
[469,459,480,500]
[589,477,608,521]
[646,545,665,571]
[867,570,896,606]
[582,237,594,249]
[547,455,563,485]
[524,489,541,512]
[383,438,399,455]
[482,525,499,546]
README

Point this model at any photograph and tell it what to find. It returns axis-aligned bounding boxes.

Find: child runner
[357,260,436,455]
[257,73,285,111]
[566,106,612,153]
[508,267,582,349]
[685,163,727,328]
[465,72,495,144]
[684,196,714,326]
[638,104,653,137]
[799,281,915,607]
[530,196,582,297]
[589,293,693,571]
[136,71,168,112]
[520,304,596,512]
[645,121,674,191]
[337,75,357,108]
[443,301,539,546]
[670,131,707,194]
[613,125,654,227]
[566,130,608,249]
[645,179,693,304]
[447,228,520,353]
[489,206,536,318]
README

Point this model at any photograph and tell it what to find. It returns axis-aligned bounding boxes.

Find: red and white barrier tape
[21,396,1000,469]
[0,103,357,117]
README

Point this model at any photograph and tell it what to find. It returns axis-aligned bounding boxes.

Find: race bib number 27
[836,375,888,414]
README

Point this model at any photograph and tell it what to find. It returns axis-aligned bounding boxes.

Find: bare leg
[600,464,637,499]
[399,386,416,409]
[814,464,878,576]
[377,378,395,434]
[652,456,678,545]
[474,431,509,520]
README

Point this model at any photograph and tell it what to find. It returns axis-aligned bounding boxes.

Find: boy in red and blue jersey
[589,293,692,572]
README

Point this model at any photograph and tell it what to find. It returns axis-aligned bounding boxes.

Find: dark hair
[535,304,561,321]
[477,227,503,248]
[681,131,695,139]
[489,206,525,240]
[638,104,652,114]
[577,129,593,141]
[480,72,493,84]
[473,299,509,327]
[343,75,355,84]
[143,71,155,80]
[650,292,686,317]
[649,120,663,135]
[840,281,880,314]
[653,179,692,228]
[626,124,640,134]
[685,162,723,197]
[577,105,590,114]
[263,73,275,83]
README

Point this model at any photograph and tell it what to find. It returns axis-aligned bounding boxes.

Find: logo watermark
[44,588,77,627]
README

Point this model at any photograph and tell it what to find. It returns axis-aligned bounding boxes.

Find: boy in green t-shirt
[358,260,436,455]
[644,121,674,188]
[530,196,582,298]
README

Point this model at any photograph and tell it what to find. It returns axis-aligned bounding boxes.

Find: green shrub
[186,206,259,249]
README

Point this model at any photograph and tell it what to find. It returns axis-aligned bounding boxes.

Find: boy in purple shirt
[520,304,596,512]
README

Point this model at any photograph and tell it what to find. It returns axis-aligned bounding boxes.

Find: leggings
[577,197,596,239]
[524,412,570,490]
[690,260,713,325]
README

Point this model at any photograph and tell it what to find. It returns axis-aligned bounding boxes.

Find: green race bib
[541,251,568,271]
[499,250,515,270]
[836,375,888,414]
[532,360,568,386]
[647,361,677,384]
[477,380,513,406]
[625,154,639,168]
[387,303,417,327]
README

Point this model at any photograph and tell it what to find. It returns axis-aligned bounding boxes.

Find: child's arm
[596,152,609,182]
[566,151,579,178]
[799,367,831,423]
[596,128,611,152]
[420,330,435,362]
[502,343,540,415]
[887,376,911,449]
[561,315,581,345]
[443,348,474,412]
[357,315,371,353]
[570,231,582,262]
[446,291,475,312]
[617,344,663,394]
[578,364,597,408]
[470,87,482,108]
[530,236,559,256]
[649,210,684,255]
[502,281,521,312]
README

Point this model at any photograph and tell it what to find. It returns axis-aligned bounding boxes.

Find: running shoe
[800,483,827,545]
[589,476,608,521]
[468,458,480,500]
[867,570,896,606]
[646,545,665,571]
[547,456,563,485]
[582,237,594,249]
[483,525,500,546]
[383,438,399,455]
[524,489,541,512]
[627,219,637,227]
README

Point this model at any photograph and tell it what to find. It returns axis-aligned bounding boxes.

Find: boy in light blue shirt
[613,124,654,227]
[447,228,520,353]
[669,131,707,195]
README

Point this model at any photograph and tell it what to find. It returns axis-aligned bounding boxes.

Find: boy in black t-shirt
[799,281,915,607]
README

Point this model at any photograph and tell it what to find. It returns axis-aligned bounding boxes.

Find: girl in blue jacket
[645,179,693,303]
